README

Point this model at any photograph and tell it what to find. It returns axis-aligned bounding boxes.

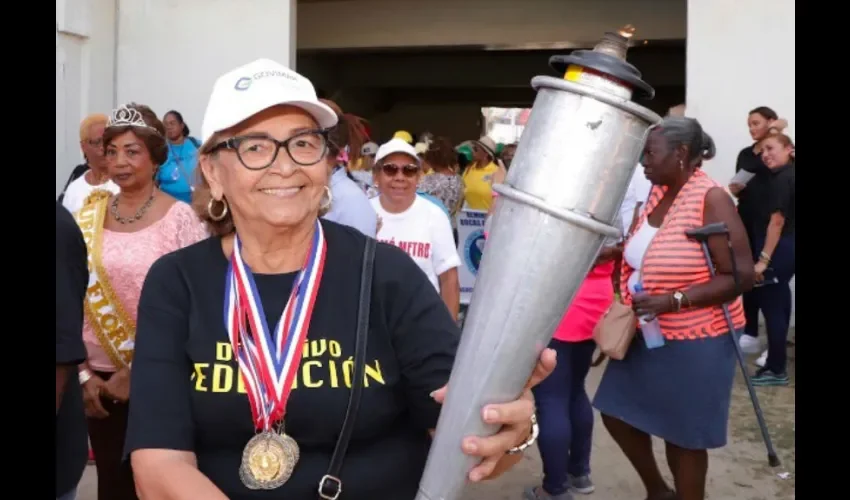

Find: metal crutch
[685,222,781,467]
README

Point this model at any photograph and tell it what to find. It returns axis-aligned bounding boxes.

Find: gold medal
[239,430,300,490]
[228,222,326,491]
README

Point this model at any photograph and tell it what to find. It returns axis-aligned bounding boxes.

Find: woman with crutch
[593,117,756,500]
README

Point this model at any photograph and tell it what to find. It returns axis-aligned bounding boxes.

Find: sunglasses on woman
[380,162,421,177]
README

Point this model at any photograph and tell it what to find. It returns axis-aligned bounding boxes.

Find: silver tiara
[107,104,158,132]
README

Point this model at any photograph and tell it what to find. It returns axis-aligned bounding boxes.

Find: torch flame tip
[618,24,636,38]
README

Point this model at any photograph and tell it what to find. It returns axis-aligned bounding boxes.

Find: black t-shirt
[124,221,460,499]
[55,202,90,497]
[734,146,772,231]
[765,163,795,237]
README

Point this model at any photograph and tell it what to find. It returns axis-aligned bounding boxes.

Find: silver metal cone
[415,48,661,500]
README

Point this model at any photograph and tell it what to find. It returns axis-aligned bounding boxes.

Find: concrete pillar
[686,0,796,326]
[56,0,117,196]
[686,0,795,182]
[116,0,298,140]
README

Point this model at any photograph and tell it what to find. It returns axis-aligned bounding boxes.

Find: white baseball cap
[375,138,421,164]
[361,141,379,156]
[200,58,338,144]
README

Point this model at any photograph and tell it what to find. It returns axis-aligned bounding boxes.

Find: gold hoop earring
[319,185,333,211]
[207,197,229,222]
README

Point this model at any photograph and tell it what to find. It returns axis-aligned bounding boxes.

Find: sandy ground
[75,338,795,500]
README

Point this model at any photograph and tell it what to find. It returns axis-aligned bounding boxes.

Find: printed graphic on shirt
[377,237,432,260]
[192,339,387,393]
[371,196,460,292]
[124,222,460,500]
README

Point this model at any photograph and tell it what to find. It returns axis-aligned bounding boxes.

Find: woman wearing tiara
[124,59,555,500]
[73,102,207,500]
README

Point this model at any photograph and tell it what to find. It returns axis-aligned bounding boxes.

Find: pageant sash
[225,220,327,430]
[74,198,136,368]
[82,188,113,208]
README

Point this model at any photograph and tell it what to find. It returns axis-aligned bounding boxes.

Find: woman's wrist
[669,290,691,312]
[507,414,539,455]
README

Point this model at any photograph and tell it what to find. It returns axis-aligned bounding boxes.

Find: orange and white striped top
[619,170,745,340]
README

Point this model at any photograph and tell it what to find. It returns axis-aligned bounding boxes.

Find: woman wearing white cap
[124,58,555,500]
[370,138,462,320]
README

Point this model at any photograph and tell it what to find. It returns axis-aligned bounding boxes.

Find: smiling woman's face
[761,136,793,168]
[375,152,422,207]
[200,105,332,231]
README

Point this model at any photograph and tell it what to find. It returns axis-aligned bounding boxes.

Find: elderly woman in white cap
[124,58,555,500]
[462,136,506,212]
[370,138,462,320]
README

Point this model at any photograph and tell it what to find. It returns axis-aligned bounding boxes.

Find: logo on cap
[234,77,252,91]
[234,70,299,91]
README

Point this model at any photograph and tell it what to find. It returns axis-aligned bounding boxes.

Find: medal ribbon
[224,221,327,430]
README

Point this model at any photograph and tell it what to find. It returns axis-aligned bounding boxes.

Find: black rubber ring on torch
[549,50,656,100]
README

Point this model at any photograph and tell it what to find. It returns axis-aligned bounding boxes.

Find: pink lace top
[83,202,208,371]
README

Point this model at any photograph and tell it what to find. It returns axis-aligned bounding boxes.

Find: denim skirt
[592,331,738,450]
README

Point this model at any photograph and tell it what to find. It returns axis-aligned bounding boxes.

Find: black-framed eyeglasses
[379,162,421,178]
[208,129,329,170]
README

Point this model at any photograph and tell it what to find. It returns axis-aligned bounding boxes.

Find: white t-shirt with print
[62,175,120,214]
[370,196,461,292]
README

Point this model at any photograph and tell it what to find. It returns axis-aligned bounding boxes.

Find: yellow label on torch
[564,64,584,82]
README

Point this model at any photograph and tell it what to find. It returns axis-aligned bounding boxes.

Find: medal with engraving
[225,220,327,490]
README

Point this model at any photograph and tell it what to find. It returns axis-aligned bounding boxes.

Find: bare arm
[132,450,228,500]
[759,212,784,261]
[492,162,507,186]
[438,268,460,321]
[486,166,507,219]
[682,188,755,306]
[595,245,622,267]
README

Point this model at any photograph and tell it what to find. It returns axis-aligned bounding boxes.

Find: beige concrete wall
[298,0,686,49]
[686,0,796,326]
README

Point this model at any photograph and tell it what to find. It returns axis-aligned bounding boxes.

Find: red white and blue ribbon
[224,221,327,430]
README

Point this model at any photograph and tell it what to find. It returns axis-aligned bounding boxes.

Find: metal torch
[415,29,662,500]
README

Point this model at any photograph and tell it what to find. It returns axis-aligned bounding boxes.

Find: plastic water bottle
[634,283,665,349]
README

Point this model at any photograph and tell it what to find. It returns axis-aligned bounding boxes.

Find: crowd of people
[56,56,795,500]
[56,59,548,500]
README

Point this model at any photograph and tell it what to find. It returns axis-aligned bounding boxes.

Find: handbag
[591,299,637,366]
[317,237,376,500]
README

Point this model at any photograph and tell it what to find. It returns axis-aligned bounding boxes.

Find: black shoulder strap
[318,237,376,500]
